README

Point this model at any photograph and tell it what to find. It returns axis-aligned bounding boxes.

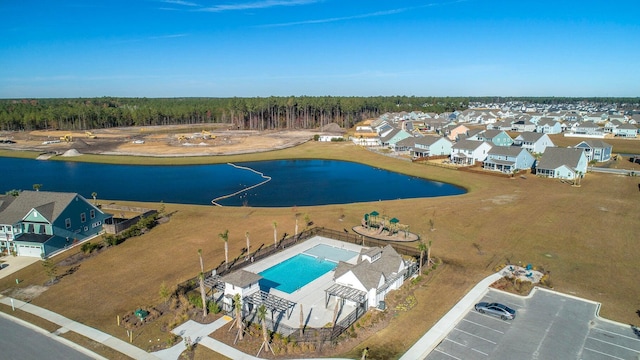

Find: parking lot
[425,288,640,360]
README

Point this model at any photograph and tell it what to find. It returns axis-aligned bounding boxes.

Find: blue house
[483,147,536,173]
[574,140,612,163]
[0,191,111,258]
[472,130,514,147]
[380,128,412,148]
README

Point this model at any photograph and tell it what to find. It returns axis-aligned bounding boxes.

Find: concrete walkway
[0,295,159,360]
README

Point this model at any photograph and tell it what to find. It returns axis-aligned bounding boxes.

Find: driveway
[425,288,640,360]
[0,255,40,280]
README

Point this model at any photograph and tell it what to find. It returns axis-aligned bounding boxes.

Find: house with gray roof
[536,148,587,179]
[471,129,514,147]
[513,132,555,154]
[0,191,111,257]
[380,128,412,148]
[573,121,602,136]
[614,123,638,138]
[334,245,407,308]
[411,136,453,158]
[483,147,536,173]
[535,117,563,134]
[450,139,492,165]
[574,140,612,162]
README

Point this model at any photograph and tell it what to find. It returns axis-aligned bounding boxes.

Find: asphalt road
[0,315,93,360]
[425,288,640,360]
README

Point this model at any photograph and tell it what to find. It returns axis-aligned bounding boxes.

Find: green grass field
[1,140,640,359]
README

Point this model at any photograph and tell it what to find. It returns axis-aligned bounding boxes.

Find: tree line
[0,96,468,131]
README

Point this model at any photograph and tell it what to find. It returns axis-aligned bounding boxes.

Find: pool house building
[204,229,419,343]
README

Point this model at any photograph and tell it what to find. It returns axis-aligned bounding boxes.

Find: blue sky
[1,0,639,98]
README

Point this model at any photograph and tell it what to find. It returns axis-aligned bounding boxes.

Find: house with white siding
[513,132,555,154]
[450,139,492,165]
[614,123,638,138]
[536,117,563,134]
[334,245,407,309]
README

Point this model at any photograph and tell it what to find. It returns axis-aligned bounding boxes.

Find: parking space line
[470,311,512,325]
[461,319,505,334]
[471,348,488,356]
[589,336,640,353]
[593,327,640,342]
[444,338,467,348]
[433,348,462,360]
[583,347,625,360]
[453,328,497,344]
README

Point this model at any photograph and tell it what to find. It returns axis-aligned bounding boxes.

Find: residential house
[0,191,111,257]
[445,124,470,141]
[392,137,416,154]
[471,129,514,147]
[450,139,492,165]
[614,123,638,138]
[583,112,608,123]
[574,140,612,162]
[603,119,623,134]
[334,245,408,308]
[513,132,555,154]
[536,148,588,179]
[483,147,536,173]
[511,117,536,132]
[411,136,453,158]
[380,128,412,148]
[536,117,563,134]
[573,121,602,136]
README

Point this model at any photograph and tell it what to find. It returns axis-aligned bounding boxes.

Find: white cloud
[198,0,318,13]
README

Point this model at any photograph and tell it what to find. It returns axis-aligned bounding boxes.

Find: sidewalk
[399,269,506,360]
[0,295,159,360]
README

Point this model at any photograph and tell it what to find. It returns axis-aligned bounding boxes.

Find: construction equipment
[85,131,97,139]
[59,134,73,142]
[201,130,215,139]
[177,135,188,142]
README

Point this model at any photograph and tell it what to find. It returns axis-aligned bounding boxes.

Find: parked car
[474,302,516,320]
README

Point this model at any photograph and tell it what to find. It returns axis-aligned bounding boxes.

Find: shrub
[207,301,220,314]
[188,293,202,308]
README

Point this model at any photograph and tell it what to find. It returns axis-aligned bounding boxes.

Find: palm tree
[233,293,243,341]
[91,192,97,205]
[245,231,250,256]
[256,304,274,356]
[219,229,229,269]
[199,272,208,318]
[198,249,204,273]
[427,240,432,268]
[272,221,277,247]
[33,184,42,191]
[417,240,427,274]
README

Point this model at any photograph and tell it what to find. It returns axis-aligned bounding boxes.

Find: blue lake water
[0,157,465,206]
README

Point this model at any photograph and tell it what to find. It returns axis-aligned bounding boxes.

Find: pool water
[259,254,336,294]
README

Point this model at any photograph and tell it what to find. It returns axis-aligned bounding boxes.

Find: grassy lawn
[1,140,640,359]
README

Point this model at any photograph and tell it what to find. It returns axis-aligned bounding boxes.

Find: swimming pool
[259,244,358,294]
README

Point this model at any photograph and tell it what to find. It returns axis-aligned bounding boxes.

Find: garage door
[17,244,43,258]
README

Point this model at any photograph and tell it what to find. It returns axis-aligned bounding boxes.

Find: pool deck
[242,236,364,329]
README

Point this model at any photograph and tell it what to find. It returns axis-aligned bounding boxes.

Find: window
[90,210,95,219]
[80,212,86,223]
[65,218,71,229]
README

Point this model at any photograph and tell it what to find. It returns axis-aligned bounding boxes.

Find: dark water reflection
[1,157,465,207]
